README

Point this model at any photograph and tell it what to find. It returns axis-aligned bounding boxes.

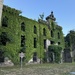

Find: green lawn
[0,63,75,75]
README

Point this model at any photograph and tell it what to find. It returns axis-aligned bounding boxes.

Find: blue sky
[3,0,75,36]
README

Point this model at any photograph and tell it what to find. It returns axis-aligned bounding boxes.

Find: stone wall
[0,0,3,26]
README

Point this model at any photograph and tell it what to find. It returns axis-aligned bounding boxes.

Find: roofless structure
[0,5,65,64]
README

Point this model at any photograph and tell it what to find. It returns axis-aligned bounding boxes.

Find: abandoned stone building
[0,5,65,64]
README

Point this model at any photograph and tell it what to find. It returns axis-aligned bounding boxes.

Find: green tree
[65,30,75,51]
[65,30,75,62]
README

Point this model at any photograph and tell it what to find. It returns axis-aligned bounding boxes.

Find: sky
[3,0,75,36]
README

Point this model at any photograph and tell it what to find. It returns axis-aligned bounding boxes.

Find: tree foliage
[65,30,75,51]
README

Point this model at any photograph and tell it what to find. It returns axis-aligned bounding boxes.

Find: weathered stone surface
[0,57,14,67]
[0,0,3,25]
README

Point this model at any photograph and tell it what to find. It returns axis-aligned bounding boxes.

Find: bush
[48,45,62,63]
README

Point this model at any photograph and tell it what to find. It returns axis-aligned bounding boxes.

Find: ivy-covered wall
[0,5,65,64]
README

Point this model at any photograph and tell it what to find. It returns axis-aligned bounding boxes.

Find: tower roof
[46,11,56,21]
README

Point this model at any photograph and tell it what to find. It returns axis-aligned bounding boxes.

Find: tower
[0,0,3,26]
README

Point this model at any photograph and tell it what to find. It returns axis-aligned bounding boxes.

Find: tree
[65,30,75,51]
[39,12,44,20]
[65,30,75,62]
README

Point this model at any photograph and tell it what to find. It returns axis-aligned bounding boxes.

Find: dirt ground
[0,63,75,75]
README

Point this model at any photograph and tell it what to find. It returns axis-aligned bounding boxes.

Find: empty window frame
[34,38,37,48]
[0,32,7,46]
[21,22,25,31]
[33,52,37,62]
[44,39,46,49]
[21,36,25,47]
[2,16,8,27]
[51,41,54,45]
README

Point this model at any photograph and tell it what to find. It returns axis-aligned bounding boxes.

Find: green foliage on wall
[0,5,65,64]
[48,45,62,63]
[65,30,75,51]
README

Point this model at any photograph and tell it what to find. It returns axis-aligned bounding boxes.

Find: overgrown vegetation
[48,45,62,63]
[0,5,64,64]
[65,30,75,62]
[65,30,75,50]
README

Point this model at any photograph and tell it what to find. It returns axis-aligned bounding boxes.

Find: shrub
[48,45,62,63]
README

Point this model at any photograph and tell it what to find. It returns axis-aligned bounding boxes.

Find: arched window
[58,32,60,39]
[34,38,37,48]
[34,25,37,34]
[43,28,46,36]
[51,30,54,37]
[21,22,25,31]
[2,16,8,27]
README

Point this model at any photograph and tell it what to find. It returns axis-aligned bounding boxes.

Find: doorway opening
[0,49,4,63]
[33,52,37,62]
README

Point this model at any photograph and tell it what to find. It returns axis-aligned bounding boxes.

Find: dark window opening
[34,38,37,48]
[58,32,60,39]
[33,52,37,62]
[51,41,54,44]
[49,52,54,63]
[21,36,25,47]
[51,30,54,37]
[0,32,7,46]
[2,16,8,27]
[43,28,46,36]
[44,39,46,49]
[34,26,37,34]
[0,49,4,62]
[58,42,60,45]
[21,22,25,31]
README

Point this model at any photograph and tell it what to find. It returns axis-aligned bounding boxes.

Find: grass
[0,63,75,75]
